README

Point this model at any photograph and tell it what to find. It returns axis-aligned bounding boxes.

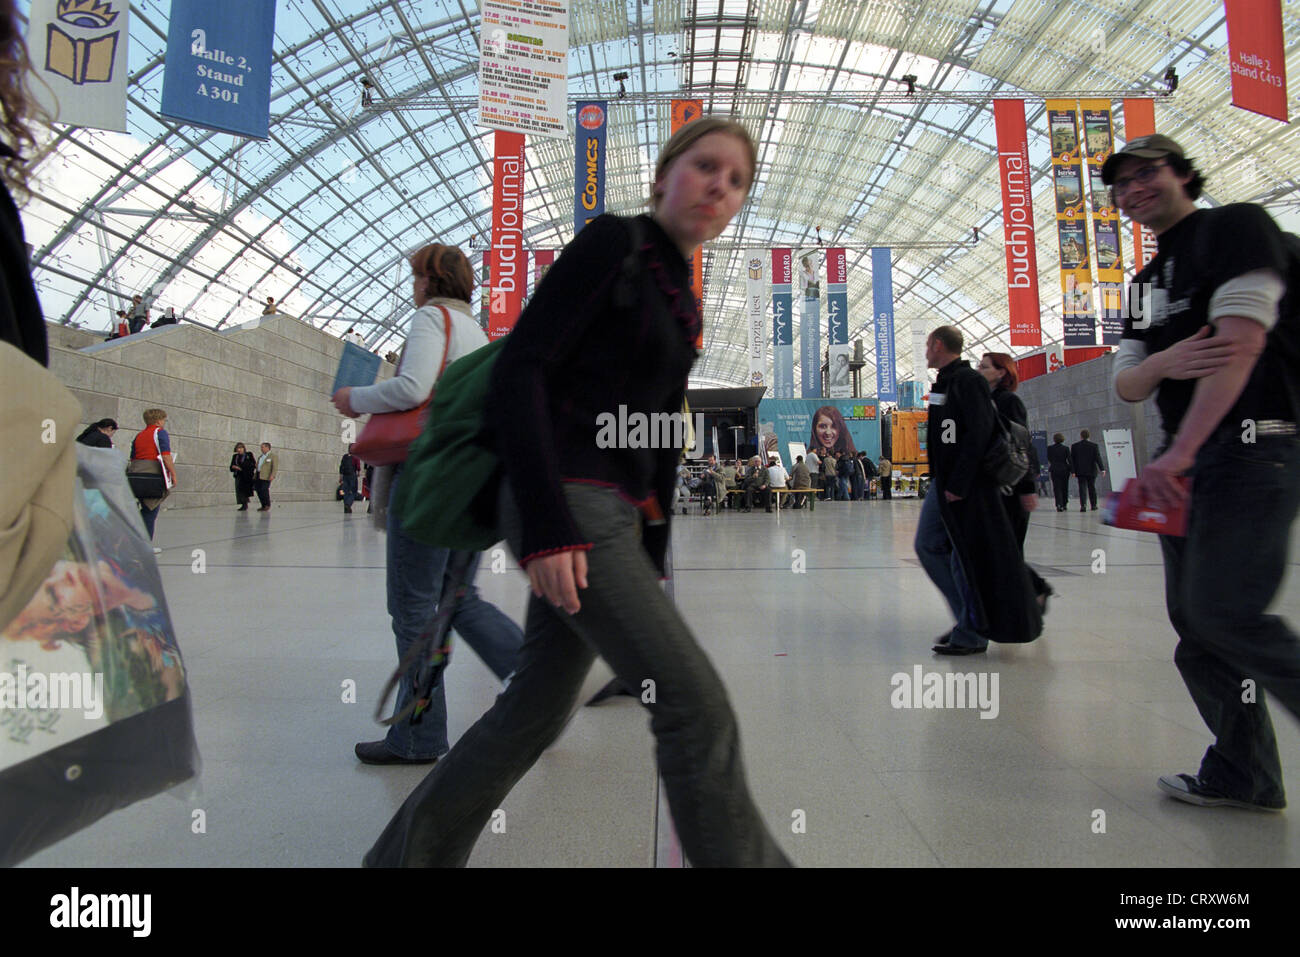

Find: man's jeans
[366,482,792,866]
[342,476,357,508]
[382,470,524,760]
[914,485,985,649]
[1161,430,1300,806]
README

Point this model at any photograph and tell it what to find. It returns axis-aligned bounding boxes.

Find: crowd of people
[5,0,1300,864]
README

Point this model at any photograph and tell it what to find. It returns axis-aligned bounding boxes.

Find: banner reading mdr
[159,0,276,139]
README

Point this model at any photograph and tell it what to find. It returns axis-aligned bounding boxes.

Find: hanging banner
[993,100,1042,347]
[574,101,607,234]
[799,250,822,398]
[671,99,706,348]
[489,130,526,339]
[746,250,767,389]
[826,248,850,398]
[1122,99,1160,270]
[1225,0,1289,122]
[478,0,569,138]
[1047,99,1096,347]
[872,247,898,403]
[158,0,276,139]
[532,249,555,293]
[772,249,794,399]
[26,0,130,132]
[1081,99,1124,345]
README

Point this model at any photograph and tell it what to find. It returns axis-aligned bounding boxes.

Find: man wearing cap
[1107,134,1300,812]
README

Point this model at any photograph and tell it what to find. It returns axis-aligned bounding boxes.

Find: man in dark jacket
[914,325,1042,655]
[1069,429,1106,511]
[76,419,117,448]
[339,445,359,514]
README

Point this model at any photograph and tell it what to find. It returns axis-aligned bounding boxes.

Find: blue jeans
[1161,430,1300,805]
[139,503,159,539]
[342,476,357,508]
[913,485,985,649]
[366,482,792,866]
[382,470,524,760]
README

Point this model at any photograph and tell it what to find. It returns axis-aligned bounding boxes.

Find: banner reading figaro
[772,248,794,399]
[27,0,130,132]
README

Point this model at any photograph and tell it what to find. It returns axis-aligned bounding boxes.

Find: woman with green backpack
[366,117,792,867]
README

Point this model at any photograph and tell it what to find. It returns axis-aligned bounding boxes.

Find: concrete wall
[46,315,393,508]
[1017,352,1163,498]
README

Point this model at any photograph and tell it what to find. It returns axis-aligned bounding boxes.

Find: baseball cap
[1101,134,1186,185]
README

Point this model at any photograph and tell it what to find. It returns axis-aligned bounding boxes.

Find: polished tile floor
[22,493,1300,867]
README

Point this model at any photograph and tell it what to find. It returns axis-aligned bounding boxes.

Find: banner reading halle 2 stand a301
[994,99,1042,347]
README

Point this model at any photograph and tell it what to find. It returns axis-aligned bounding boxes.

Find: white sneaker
[152,547,163,554]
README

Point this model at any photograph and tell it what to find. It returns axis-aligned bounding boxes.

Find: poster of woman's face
[808,405,858,456]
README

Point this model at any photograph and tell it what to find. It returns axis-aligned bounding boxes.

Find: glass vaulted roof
[22,0,1300,388]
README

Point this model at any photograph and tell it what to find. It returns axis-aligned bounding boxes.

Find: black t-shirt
[1122,204,1297,435]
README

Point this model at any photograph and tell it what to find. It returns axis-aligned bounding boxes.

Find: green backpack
[392,336,507,551]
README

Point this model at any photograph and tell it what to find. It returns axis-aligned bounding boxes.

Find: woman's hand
[332,387,360,417]
[526,550,589,615]
[1019,493,1038,513]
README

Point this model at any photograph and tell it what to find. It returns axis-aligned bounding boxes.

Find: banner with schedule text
[672,99,705,348]
[1225,0,1288,122]
[478,0,569,138]
[1047,99,1096,346]
[746,250,767,389]
[26,0,130,131]
[1080,100,1125,345]
[872,247,898,403]
[826,248,850,398]
[993,100,1042,346]
[489,130,526,340]
[1122,99,1159,270]
[159,0,276,138]
[772,249,794,399]
[573,101,607,234]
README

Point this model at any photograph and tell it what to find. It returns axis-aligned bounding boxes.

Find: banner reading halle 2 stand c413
[490,130,526,340]
[994,99,1042,348]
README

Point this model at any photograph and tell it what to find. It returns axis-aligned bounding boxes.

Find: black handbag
[983,399,1032,489]
[126,470,167,501]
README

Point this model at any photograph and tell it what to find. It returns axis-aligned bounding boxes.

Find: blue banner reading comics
[872,247,898,403]
[159,0,276,139]
[574,101,607,235]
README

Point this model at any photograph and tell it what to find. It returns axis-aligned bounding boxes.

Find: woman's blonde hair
[410,244,474,303]
[649,117,757,210]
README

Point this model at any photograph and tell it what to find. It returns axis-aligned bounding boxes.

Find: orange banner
[489,130,526,340]
[1047,99,1095,346]
[993,99,1041,347]
[1225,0,1289,122]
[671,99,705,349]
[1081,99,1124,345]
[1122,99,1159,271]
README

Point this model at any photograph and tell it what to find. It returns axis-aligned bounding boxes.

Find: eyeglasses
[1111,163,1168,195]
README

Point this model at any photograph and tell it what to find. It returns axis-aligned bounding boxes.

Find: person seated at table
[743,455,771,513]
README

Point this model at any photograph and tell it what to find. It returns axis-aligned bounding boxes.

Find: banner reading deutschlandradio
[993,100,1041,347]
[574,101,607,234]
[746,250,767,389]
[1122,99,1160,270]
[872,247,898,403]
[159,0,276,138]
[1047,99,1096,346]
[799,250,822,398]
[27,0,130,132]
[772,249,794,399]
[1081,100,1124,345]
[478,0,568,138]
[826,248,850,398]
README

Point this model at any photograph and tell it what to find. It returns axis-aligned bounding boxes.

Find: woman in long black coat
[978,354,1053,611]
[229,443,256,510]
